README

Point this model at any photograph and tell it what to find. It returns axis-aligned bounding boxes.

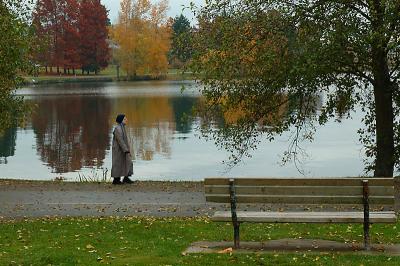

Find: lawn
[0,217,399,265]
[23,66,193,84]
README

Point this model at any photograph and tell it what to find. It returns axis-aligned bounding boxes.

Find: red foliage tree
[63,0,81,74]
[33,0,79,74]
[79,0,110,74]
[33,0,109,75]
[33,0,62,73]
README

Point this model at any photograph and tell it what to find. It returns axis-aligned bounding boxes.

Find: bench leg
[233,222,240,249]
[363,180,371,251]
[363,221,370,251]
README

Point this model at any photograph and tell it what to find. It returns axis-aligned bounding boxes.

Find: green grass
[166,68,195,80]
[1,217,399,265]
[23,66,194,84]
[23,66,118,84]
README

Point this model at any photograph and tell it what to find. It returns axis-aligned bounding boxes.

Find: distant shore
[23,66,194,85]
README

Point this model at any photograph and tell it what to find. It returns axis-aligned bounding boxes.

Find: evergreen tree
[169,14,193,67]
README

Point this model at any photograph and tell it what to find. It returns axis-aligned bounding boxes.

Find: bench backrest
[204,178,395,205]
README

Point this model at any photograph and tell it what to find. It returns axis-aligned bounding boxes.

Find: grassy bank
[23,66,194,85]
[1,217,399,265]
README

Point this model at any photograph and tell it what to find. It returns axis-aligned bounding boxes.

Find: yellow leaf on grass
[217,247,233,254]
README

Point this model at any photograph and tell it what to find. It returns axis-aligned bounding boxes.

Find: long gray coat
[111,124,133,177]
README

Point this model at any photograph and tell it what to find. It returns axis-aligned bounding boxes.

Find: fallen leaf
[217,247,233,254]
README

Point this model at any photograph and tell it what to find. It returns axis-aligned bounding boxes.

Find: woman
[111,114,134,184]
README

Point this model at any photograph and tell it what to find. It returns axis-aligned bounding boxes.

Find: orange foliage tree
[110,0,171,79]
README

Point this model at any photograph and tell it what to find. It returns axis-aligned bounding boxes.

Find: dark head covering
[116,114,125,124]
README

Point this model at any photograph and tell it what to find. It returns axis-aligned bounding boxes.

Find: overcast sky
[101,0,205,24]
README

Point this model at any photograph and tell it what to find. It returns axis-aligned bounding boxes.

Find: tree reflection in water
[112,96,197,161]
[31,96,111,173]
[27,93,198,173]
[0,127,17,164]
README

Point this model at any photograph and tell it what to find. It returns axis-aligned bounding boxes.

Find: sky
[101,0,205,24]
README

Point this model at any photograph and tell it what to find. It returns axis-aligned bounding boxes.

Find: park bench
[204,177,396,250]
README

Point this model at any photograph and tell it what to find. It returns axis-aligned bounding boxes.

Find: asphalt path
[0,180,216,219]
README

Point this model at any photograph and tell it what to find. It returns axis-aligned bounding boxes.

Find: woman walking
[111,114,134,184]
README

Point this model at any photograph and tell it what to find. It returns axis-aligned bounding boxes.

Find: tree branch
[308,0,370,21]
[342,1,370,21]
[390,60,400,80]
[341,67,374,84]
[385,2,400,47]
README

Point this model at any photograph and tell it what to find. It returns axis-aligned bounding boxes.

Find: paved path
[185,240,400,256]
[0,181,218,219]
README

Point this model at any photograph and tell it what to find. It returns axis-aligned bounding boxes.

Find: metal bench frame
[205,178,396,250]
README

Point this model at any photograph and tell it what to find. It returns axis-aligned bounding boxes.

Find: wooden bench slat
[205,195,395,205]
[204,185,394,196]
[211,211,397,223]
[204,178,394,186]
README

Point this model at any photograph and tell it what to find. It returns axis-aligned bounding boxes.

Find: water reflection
[0,81,367,180]
[170,97,197,134]
[31,96,112,173]
[0,127,17,164]
[25,85,198,174]
[114,96,175,161]
[114,96,197,161]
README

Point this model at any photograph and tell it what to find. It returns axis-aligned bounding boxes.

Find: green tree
[0,0,32,133]
[191,0,400,177]
[169,14,193,67]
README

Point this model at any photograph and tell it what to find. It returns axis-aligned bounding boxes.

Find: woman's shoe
[123,176,134,184]
[112,177,123,185]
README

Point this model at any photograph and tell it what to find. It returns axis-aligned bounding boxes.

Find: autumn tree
[31,2,52,73]
[63,0,81,74]
[0,0,32,133]
[33,0,68,73]
[169,14,193,67]
[32,0,55,72]
[111,0,171,78]
[79,0,110,74]
[191,0,400,177]
[32,0,109,74]
[31,96,111,173]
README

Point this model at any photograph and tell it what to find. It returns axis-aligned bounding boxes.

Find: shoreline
[23,76,115,85]
[23,72,194,85]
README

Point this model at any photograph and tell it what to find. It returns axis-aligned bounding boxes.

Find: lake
[0,80,367,181]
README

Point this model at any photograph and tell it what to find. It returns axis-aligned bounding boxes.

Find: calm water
[0,81,367,181]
